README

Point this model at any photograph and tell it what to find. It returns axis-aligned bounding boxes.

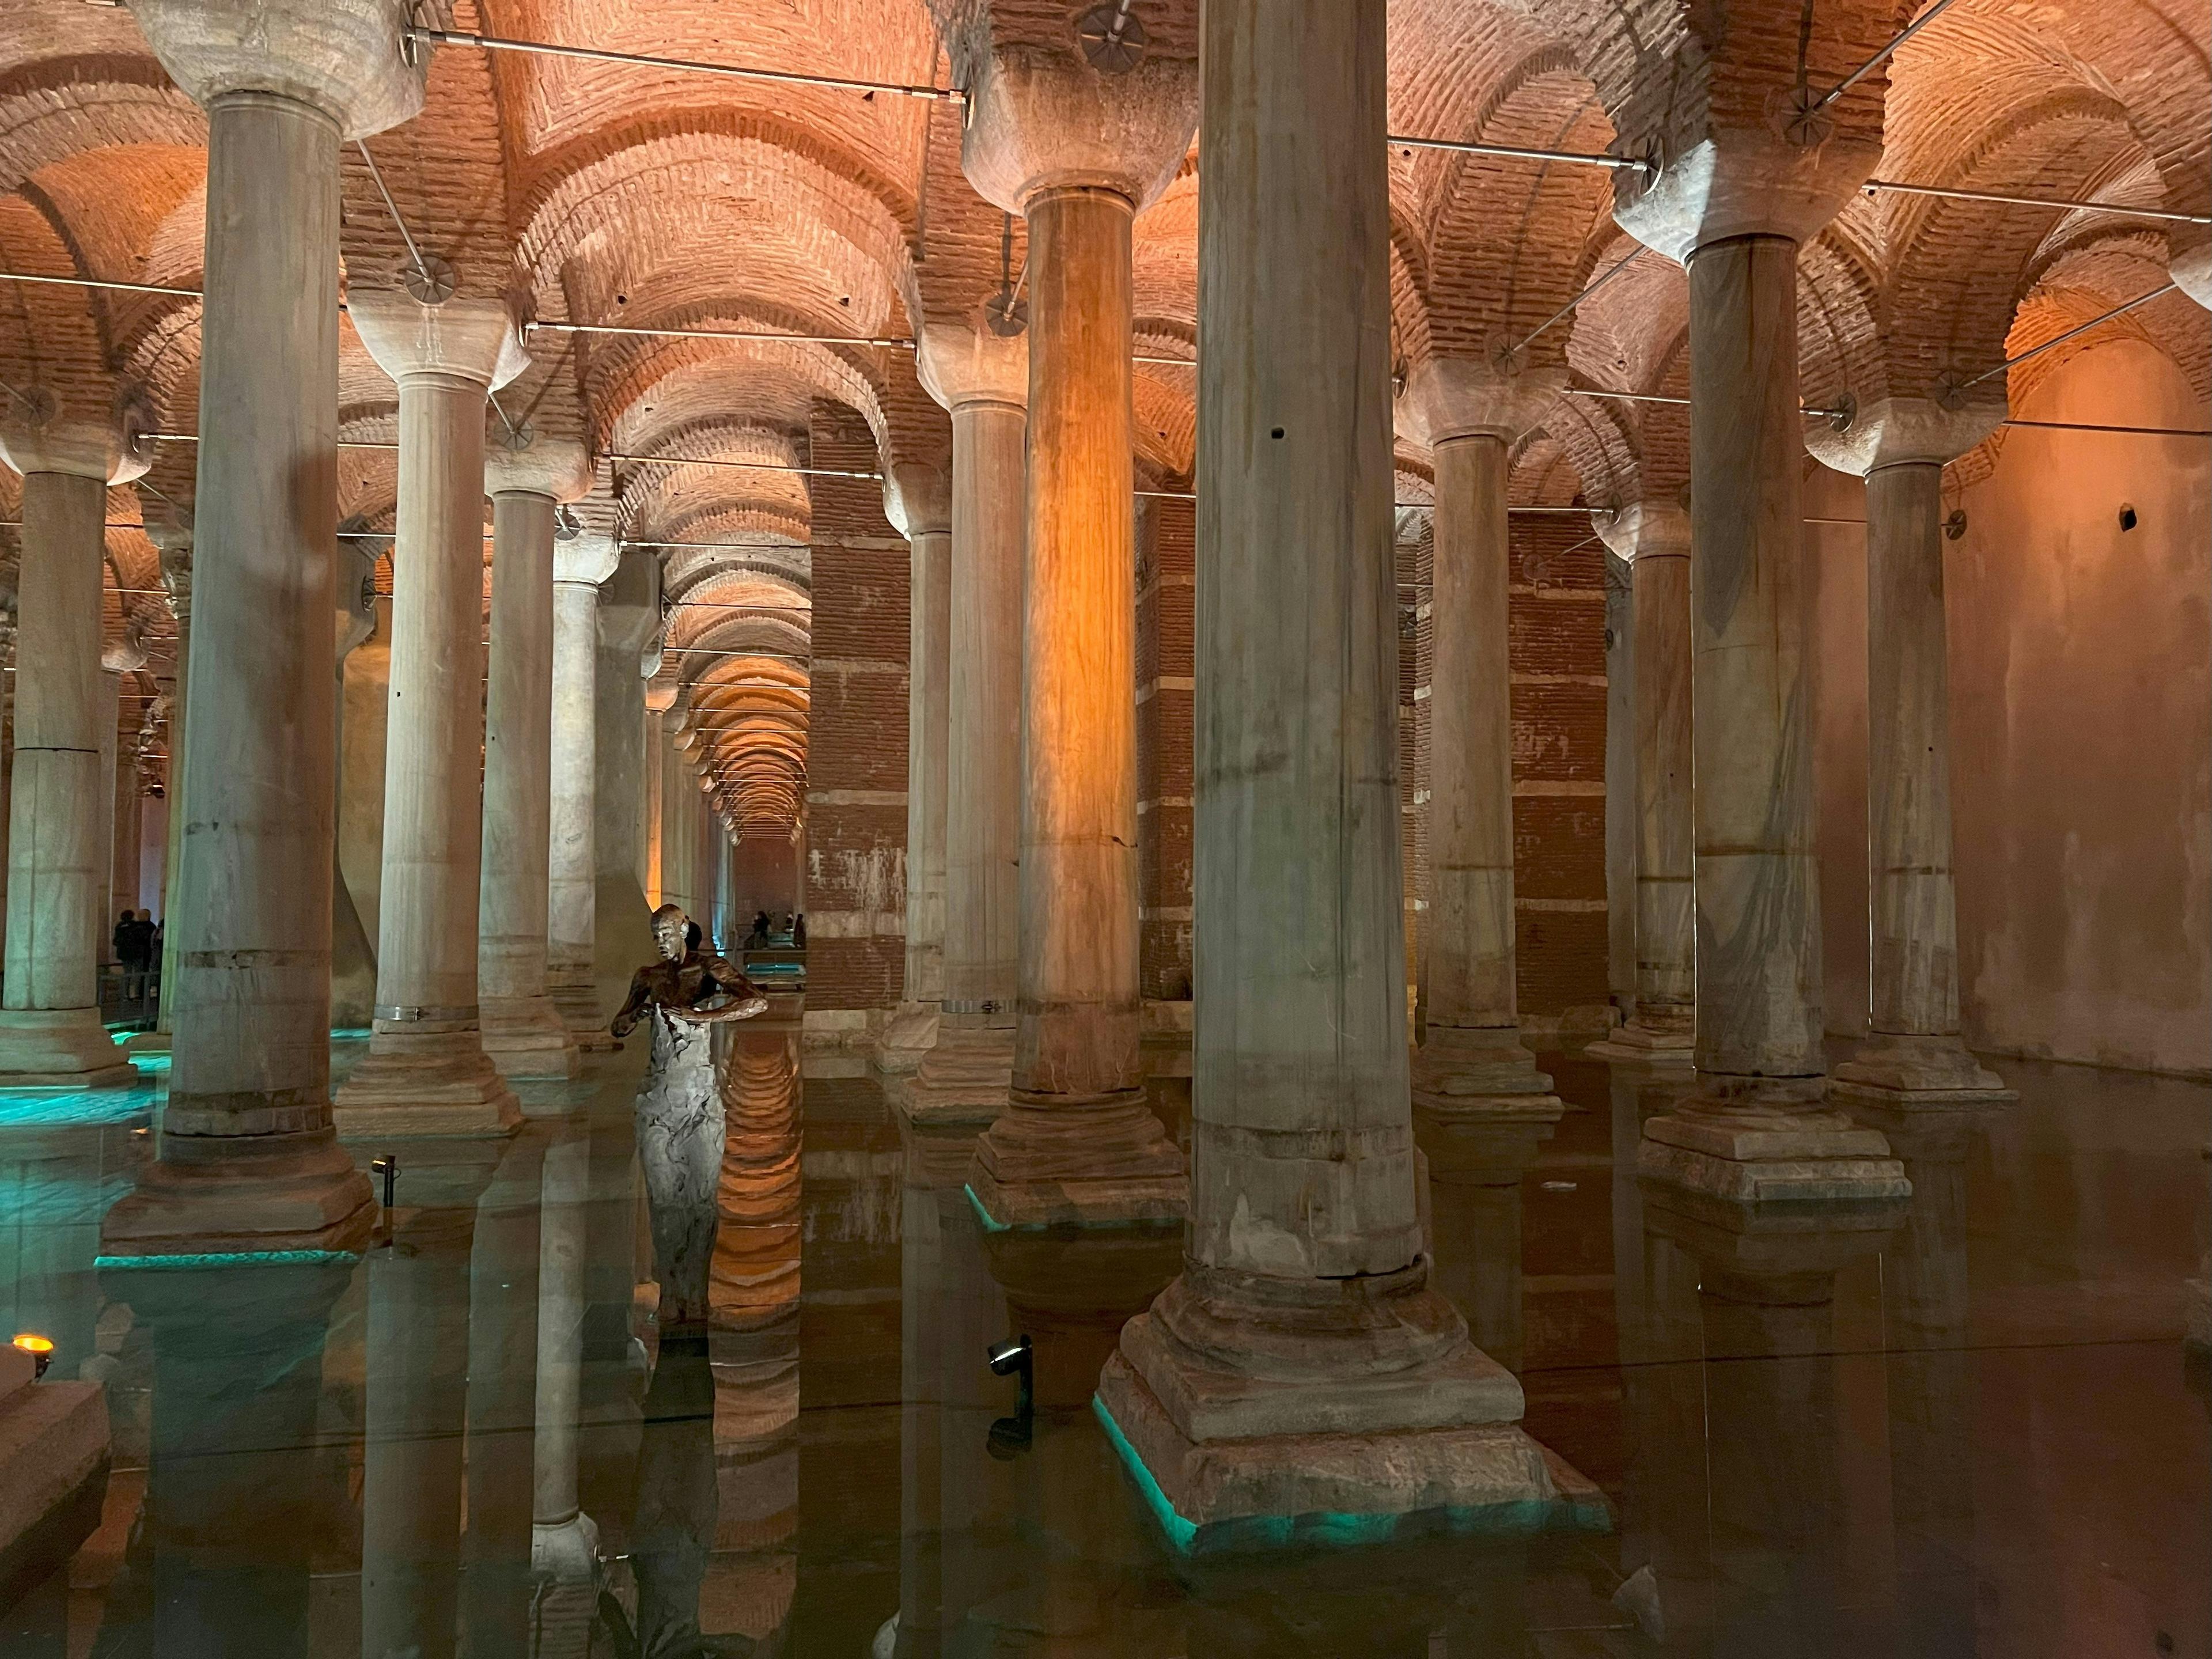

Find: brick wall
[1137,495,1195,1003]
[1509,517,1611,1032]
[802,402,908,1038]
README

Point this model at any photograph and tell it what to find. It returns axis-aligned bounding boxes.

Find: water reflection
[0,1028,2198,1656]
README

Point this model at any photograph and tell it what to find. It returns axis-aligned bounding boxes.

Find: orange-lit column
[956,33,1197,1226]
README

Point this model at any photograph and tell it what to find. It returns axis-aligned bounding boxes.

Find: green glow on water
[94,1249,361,1271]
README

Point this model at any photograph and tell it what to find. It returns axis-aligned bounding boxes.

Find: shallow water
[1,1015,2204,1656]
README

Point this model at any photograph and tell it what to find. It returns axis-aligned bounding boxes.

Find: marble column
[1097,0,1599,1539]
[0,415,145,1087]
[333,290,525,1139]
[1810,399,2014,1107]
[123,522,191,1056]
[957,38,1195,1227]
[1616,150,1906,1205]
[96,665,123,968]
[478,438,591,1082]
[331,533,381,1030]
[548,536,620,1048]
[877,463,953,1073]
[1402,358,1563,1118]
[1589,501,1696,1063]
[103,0,421,1259]
[905,324,1029,1125]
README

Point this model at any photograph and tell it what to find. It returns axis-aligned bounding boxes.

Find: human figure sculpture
[612,903,768,1330]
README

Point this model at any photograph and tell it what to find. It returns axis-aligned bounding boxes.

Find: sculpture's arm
[609,971,653,1039]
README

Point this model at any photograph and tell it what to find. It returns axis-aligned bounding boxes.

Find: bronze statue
[613,903,767,1330]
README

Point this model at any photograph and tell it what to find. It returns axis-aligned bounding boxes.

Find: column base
[0,1346,108,1607]
[548,977,616,1052]
[1094,1262,1606,1551]
[899,1022,1014,1126]
[1828,1034,2017,1108]
[1637,1084,1910,1205]
[1585,1006,1695,1066]
[874,1001,940,1075]
[98,1131,377,1259]
[480,994,583,1080]
[531,1511,600,1588]
[332,1026,521,1140]
[1411,1025,1562,1118]
[0,1007,137,1089]
[123,1028,172,1056]
[967,1088,1185,1228]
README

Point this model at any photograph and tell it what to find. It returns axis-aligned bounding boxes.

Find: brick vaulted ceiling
[0,0,2204,832]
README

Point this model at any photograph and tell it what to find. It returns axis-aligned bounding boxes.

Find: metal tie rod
[1808,0,1966,114]
[1389,133,1652,175]
[1959,282,2177,389]
[410,28,963,103]
[609,452,881,483]
[1863,179,2211,226]
[530,319,914,350]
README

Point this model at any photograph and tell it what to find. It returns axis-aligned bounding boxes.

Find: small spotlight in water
[11,1334,54,1378]
[986,1334,1034,1459]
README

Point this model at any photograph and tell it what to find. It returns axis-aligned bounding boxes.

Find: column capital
[485,434,592,502]
[1806,393,2004,476]
[0,391,153,484]
[347,290,528,391]
[127,0,426,139]
[915,321,1030,411]
[552,534,621,588]
[1594,498,1691,562]
[335,534,377,660]
[885,462,952,540]
[2168,240,2210,312]
[1398,357,1564,449]
[955,30,1197,214]
[103,628,150,674]
[1613,128,1880,265]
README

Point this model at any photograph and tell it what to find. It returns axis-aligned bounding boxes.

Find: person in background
[792,912,806,949]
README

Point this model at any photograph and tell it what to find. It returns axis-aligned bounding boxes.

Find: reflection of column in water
[531,1124,600,1646]
[1416,1110,1555,1373]
[698,1017,802,1649]
[632,1335,719,1657]
[361,1143,502,1659]
[710,1025,802,1327]
[1643,1192,1903,1657]
[931,1169,1017,1647]
[1861,1107,1979,1658]
[895,1124,953,1656]
[107,1259,353,1656]
[460,1132,544,1659]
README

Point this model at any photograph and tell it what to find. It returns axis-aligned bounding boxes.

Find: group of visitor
[741,910,806,950]
[112,908,161,1006]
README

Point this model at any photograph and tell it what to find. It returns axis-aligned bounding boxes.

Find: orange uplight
[11,1333,53,1377]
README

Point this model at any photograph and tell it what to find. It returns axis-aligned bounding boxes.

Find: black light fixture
[370,1154,399,1244]
[986,1334,1033,1459]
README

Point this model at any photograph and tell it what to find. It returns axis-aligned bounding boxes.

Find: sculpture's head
[651,903,691,963]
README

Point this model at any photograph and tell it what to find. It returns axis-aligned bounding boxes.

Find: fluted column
[548,536,619,1047]
[1617,139,1906,1204]
[1589,501,1696,1063]
[0,414,144,1086]
[1402,358,1563,1118]
[1810,397,2014,1107]
[956,25,1195,1226]
[478,437,590,1082]
[1098,0,1596,1540]
[877,464,953,1073]
[906,324,1028,1124]
[333,290,525,1139]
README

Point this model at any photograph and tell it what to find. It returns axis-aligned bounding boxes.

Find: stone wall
[1810,338,2212,1077]
[1136,494,1194,1004]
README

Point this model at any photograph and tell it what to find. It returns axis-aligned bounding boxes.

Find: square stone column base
[1637,1105,1910,1204]
[898,1024,1014,1127]
[1585,1017,1696,1066]
[1094,1347,1607,1552]
[873,1002,940,1074]
[0,1345,108,1608]
[332,1028,521,1141]
[967,1092,1187,1228]
[1829,1035,2017,1108]
[481,995,583,1080]
[0,1007,137,1089]
[99,1135,377,1259]
[548,979,617,1051]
